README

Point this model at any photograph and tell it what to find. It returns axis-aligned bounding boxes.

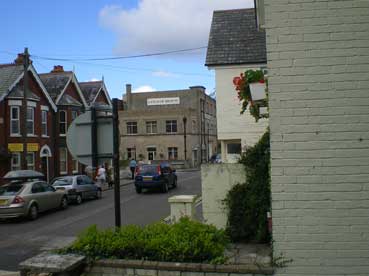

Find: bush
[62,218,229,264]
[224,130,271,243]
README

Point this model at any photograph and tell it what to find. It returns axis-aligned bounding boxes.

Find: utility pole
[183,117,187,161]
[22,48,30,169]
[112,98,121,227]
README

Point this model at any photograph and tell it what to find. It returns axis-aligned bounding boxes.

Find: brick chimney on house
[126,83,132,110]
[51,65,64,73]
[14,53,32,65]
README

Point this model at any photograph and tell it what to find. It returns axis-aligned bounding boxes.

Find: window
[127,148,136,159]
[41,110,48,136]
[227,143,241,154]
[59,110,67,135]
[72,110,78,121]
[26,153,35,170]
[192,120,197,133]
[168,147,178,160]
[26,107,34,135]
[146,121,157,134]
[127,122,137,134]
[72,158,78,173]
[11,153,21,171]
[10,106,20,135]
[166,120,177,133]
[147,147,156,161]
[59,148,67,174]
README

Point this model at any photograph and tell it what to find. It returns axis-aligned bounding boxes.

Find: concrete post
[168,195,197,223]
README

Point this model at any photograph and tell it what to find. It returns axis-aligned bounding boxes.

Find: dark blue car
[134,163,177,193]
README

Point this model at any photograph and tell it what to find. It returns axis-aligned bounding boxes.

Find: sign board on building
[147,97,180,106]
[8,143,23,152]
[27,143,39,152]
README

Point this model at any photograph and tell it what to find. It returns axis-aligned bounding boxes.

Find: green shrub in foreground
[63,218,229,264]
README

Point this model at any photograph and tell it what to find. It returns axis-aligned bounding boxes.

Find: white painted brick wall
[265,0,369,275]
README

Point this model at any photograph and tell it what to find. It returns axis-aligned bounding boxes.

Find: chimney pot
[51,65,64,73]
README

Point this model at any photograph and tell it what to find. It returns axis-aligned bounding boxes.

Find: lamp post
[183,117,187,161]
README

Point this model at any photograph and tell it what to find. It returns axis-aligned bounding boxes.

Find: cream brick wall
[201,163,245,229]
[265,0,369,275]
[211,65,268,162]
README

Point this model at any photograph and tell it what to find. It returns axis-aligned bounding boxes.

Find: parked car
[0,170,68,220]
[134,163,177,193]
[210,154,222,164]
[51,175,102,204]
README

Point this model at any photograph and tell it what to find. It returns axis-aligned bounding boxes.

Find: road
[0,170,201,271]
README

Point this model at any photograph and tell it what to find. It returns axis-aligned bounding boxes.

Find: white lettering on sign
[147,97,180,106]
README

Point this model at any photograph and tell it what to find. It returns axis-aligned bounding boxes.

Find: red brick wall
[95,90,110,105]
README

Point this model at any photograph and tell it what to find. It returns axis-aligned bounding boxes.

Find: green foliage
[62,218,229,264]
[224,130,271,242]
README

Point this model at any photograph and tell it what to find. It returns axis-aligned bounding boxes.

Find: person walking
[96,165,106,189]
[129,158,137,180]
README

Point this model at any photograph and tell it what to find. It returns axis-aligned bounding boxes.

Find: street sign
[66,109,113,166]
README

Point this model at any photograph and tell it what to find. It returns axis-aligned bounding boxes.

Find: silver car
[51,175,102,204]
[0,170,68,220]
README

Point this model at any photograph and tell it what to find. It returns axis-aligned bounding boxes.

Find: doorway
[40,145,52,182]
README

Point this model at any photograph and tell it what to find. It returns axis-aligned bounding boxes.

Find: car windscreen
[51,177,73,186]
[139,166,158,174]
[0,184,24,196]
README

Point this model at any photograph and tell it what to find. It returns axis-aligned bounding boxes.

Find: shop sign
[147,97,180,106]
[27,143,39,152]
[8,143,23,152]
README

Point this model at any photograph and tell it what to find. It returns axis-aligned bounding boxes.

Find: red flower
[233,76,242,86]
[259,79,265,84]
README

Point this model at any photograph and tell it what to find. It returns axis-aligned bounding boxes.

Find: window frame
[168,147,178,160]
[166,120,177,133]
[41,110,48,137]
[59,147,68,174]
[59,110,67,136]
[11,152,21,171]
[26,152,35,170]
[10,106,20,136]
[26,106,35,136]
[127,121,138,135]
[146,121,157,134]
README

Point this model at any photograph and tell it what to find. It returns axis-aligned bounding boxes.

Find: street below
[0,170,201,271]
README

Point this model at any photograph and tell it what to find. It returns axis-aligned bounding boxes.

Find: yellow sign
[27,143,39,152]
[8,143,23,152]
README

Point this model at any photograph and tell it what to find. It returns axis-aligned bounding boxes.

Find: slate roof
[7,83,40,100]
[39,72,72,101]
[58,93,82,106]
[0,64,24,101]
[205,8,267,66]
[79,81,102,105]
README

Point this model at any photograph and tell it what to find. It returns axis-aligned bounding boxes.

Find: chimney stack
[14,53,32,65]
[51,65,64,73]
[126,84,132,110]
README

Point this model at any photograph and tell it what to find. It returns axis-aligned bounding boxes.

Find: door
[41,157,48,182]
[31,182,48,212]
[147,147,156,161]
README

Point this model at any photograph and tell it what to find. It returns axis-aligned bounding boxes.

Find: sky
[0,0,254,99]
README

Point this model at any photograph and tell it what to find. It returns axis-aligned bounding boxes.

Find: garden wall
[84,259,273,276]
[201,164,246,229]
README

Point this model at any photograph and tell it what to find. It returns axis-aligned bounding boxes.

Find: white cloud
[87,78,100,82]
[152,70,180,78]
[99,0,253,56]
[133,85,156,93]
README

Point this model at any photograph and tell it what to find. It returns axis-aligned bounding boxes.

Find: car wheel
[162,181,169,193]
[95,189,102,199]
[75,194,83,205]
[60,196,68,210]
[28,204,38,220]
[172,178,177,188]
[135,186,142,194]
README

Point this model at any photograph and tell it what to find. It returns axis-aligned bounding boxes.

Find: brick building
[0,56,57,182]
[119,85,217,167]
[0,55,112,182]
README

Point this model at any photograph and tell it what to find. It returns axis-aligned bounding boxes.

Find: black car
[134,163,177,193]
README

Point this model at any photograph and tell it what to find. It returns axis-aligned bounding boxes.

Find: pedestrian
[95,165,106,188]
[129,158,137,180]
[105,162,113,189]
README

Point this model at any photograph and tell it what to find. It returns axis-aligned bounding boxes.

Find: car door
[30,182,48,212]
[83,175,97,197]
[41,182,61,209]
[76,176,88,199]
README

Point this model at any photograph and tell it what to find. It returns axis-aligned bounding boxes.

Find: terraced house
[0,53,111,182]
